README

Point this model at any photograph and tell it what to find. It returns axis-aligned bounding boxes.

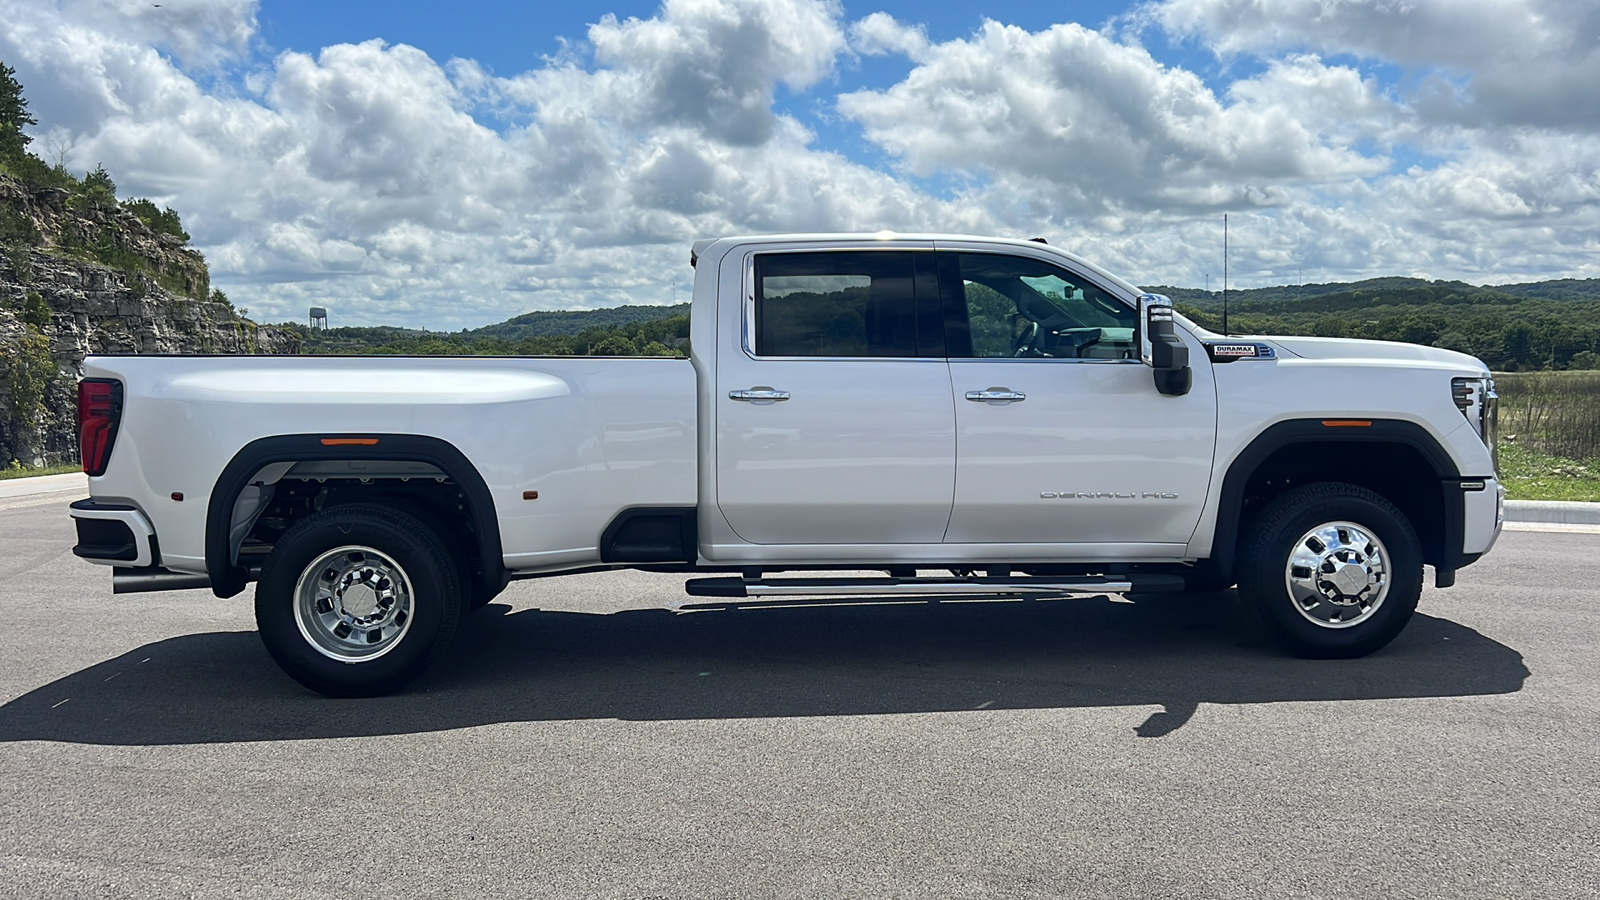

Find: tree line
[1159,281,1600,371]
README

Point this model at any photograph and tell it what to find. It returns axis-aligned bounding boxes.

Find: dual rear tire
[255,504,464,697]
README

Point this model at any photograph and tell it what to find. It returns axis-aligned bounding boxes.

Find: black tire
[255,503,464,697]
[1237,482,1422,659]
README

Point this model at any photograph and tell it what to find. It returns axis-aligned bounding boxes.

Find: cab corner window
[754,251,919,358]
[946,253,1137,360]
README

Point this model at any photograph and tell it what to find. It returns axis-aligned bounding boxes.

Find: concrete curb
[1504,500,1600,526]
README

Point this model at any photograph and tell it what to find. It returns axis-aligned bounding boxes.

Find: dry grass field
[1495,371,1600,501]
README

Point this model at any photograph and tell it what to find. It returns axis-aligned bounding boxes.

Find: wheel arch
[205,434,506,600]
[1206,419,1464,584]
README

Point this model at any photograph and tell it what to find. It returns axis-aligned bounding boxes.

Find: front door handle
[966,388,1026,403]
[729,387,791,402]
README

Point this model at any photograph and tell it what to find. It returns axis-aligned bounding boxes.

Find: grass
[1496,371,1600,461]
[1498,443,1600,502]
[0,462,80,480]
[1494,371,1600,501]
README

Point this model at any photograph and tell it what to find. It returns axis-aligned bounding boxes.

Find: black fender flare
[205,434,506,599]
[1206,418,1465,581]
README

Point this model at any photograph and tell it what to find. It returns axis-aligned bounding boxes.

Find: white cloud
[838,19,1392,216]
[0,0,1597,329]
[1152,0,1600,131]
[585,0,847,145]
[60,0,258,69]
[849,12,930,61]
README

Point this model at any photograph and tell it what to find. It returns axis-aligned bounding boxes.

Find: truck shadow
[0,592,1528,745]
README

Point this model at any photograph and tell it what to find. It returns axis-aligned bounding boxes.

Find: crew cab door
[937,247,1217,547]
[714,246,955,544]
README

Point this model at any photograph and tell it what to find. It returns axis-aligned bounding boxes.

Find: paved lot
[1,492,1595,899]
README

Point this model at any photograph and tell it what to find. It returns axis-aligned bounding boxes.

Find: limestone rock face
[1,176,299,467]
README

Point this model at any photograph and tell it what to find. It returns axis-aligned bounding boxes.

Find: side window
[943,253,1138,360]
[754,251,919,357]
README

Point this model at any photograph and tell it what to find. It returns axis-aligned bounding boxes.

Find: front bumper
[1462,478,1505,557]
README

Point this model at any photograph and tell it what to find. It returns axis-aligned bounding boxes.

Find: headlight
[1451,375,1498,473]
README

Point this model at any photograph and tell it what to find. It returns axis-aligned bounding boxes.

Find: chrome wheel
[293,545,415,662]
[1284,521,1390,629]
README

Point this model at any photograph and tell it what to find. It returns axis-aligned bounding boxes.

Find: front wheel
[255,504,464,697]
[1237,483,1422,659]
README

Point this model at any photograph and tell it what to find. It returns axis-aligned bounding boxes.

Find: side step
[683,574,1185,600]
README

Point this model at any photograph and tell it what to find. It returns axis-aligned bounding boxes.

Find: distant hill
[469,302,690,340]
[1146,277,1600,310]
[280,276,1600,372]
[1493,279,1600,302]
[291,302,693,356]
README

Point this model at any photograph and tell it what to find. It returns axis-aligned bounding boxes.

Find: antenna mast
[1222,214,1230,336]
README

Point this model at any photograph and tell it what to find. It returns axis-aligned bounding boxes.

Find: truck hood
[1255,335,1489,373]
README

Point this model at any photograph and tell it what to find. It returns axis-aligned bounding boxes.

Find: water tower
[309,307,328,330]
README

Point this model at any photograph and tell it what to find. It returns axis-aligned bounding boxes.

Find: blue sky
[257,1,1142,76]
[3,0,1597,328]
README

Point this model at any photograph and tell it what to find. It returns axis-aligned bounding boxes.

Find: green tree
[80,163,117,210]
[0,61,36,162]
[122,198,190,241]
[589,335,639,356]
[4,327,55,437]
[21,291,50,327]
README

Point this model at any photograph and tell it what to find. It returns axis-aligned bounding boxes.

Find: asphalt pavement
[0,483,1596,898]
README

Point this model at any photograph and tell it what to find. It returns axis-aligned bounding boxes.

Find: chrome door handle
[966,388,1026,403]
[729,388,791,402]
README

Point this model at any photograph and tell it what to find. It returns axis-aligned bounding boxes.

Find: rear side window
[754,252,919,357]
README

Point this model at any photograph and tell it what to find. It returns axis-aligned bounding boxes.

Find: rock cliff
[1,174,299,468]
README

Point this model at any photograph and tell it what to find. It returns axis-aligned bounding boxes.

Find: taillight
[78,379,123,476]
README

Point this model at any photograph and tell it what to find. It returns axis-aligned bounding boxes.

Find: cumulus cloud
[838,19,1391,216]
[60,0,258,69]
[849,12,930,61]
[0,0,1596,328]
[1153,0,1600,131]
[585,0,847,145]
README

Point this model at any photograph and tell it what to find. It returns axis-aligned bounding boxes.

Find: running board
[683,574,1185,600]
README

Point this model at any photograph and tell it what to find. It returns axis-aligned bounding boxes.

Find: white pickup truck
[70,233,1504,696]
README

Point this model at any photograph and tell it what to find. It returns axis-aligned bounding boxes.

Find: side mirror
[1138,293,1192,396]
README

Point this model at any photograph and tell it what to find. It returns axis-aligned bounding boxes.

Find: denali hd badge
[1041,492,1179,499]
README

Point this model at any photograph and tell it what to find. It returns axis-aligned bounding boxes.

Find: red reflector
[1321,420,1372,427]
[78,380,123,476]
[320,438,380,446]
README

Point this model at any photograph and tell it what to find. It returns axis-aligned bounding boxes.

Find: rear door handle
[729,388,791,402]
[965,388,1026,403]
